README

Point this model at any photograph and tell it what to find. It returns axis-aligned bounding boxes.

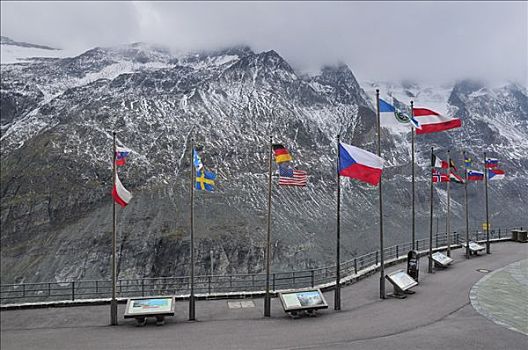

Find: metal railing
[1,226,522,305]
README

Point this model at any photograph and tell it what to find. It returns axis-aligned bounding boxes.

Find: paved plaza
[1,241,527,349]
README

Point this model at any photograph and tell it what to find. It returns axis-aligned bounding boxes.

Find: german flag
[272,144,292,164]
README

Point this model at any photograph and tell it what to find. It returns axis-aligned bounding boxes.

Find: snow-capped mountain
[1,37,526,284]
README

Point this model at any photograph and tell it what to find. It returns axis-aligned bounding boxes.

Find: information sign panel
[124,297,175,318]
[468,242,485,252]
[432,252,453,267]
[386,269,418,292]
[279,289,328,312]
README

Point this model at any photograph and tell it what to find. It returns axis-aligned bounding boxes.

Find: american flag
[278,164,308,186]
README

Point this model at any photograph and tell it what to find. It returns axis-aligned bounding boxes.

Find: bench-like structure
[278,288,328,318]
[123,296,175,326]
[431,251,454,268]
[462,242,486,256]
[385,269,418,299]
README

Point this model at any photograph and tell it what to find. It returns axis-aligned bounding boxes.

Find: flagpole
[428,147,434,273]
[464,151,470,259]
[264,135,272,317]
[446,149,451,257]
[484,152,490,254]
[335,134,341,311]
[189,137,195,321]
[411,101,416,250]
[375,90,385,299]
[111,132,118,326]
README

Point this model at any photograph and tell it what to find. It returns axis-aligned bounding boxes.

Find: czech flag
[488,168,505,180]
[485,158,499,169]
[413,108,461,134]
[112,173,132,207]
[467,170,484,181]
[339,142,384,186]
[115,146,131,166]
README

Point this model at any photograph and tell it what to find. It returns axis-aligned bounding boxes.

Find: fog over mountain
[1,36,527,284]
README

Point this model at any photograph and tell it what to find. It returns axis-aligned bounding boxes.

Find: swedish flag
[195,170,216,191]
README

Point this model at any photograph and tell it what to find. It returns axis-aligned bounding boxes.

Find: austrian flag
[112,173,132,207]
[413,108,461,134]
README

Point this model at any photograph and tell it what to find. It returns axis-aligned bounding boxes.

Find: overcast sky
[1,1,526,84]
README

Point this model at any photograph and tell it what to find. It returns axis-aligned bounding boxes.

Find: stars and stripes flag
[278,164,308,186]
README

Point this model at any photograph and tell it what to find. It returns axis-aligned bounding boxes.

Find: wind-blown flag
[112,173,132,207]
[272,144,293,164]
[379,98,421,129]
[464,156,472,168]
[339,142,384,186]
[467,170,484,181]
[195,170,216,191]
[449,170,465,184]
[432,154,449,168]
[432,169,449,183]
[278,164,308,186]
[115,146,131,166]
[193,149,203,171]
[450,159,458,172]
[485,158,499,169]
[413,108,461,134]
[488,168,505,180]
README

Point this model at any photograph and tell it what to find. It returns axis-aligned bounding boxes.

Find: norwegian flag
[432,168,449,183]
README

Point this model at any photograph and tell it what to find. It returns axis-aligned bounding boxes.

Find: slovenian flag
[379,99,420,129]
[112,173,132,207]
[115,146,131,166]
[485,158,499,169]
[488,168,505,180]
[339,142,384,186]
[467,170,484,181]
[413,108,461,134]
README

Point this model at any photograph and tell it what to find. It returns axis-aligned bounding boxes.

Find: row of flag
[431,153,505,183]
[109,95,506,207]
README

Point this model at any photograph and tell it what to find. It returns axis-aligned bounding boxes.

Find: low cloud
[1,1,526,84]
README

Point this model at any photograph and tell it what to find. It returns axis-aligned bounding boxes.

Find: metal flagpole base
[264,295,271,317]
[111,298,118,325]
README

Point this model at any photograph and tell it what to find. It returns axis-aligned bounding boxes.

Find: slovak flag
[485,158,499,169]
[112,173,132,207]
[413,108,461,134]
[338,142,384,186]
[488,168,505,180]
[115,146,131,166]
[467,170,484,181]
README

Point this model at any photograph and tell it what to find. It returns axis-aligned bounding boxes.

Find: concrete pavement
[1,241,527,349]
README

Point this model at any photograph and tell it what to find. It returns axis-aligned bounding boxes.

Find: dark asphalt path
[1,242,527,350]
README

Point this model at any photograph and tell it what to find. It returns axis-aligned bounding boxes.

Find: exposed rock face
[1,38,527,284]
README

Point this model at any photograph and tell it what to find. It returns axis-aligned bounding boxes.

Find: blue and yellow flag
[195,170,216,191]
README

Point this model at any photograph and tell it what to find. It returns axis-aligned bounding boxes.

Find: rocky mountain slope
[1,37,526,284]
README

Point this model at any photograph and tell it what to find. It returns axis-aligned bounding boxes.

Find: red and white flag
[413,108,461,134]
[112,173,132,207]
